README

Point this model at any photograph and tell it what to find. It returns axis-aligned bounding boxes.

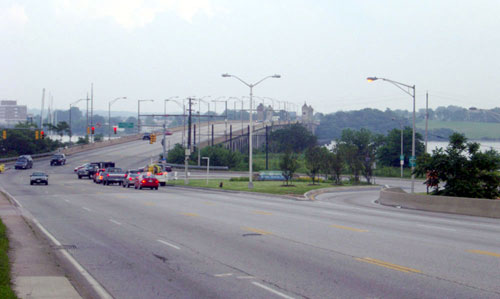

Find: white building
[0,100,27,127]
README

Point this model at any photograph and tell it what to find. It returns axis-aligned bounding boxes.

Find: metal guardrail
[0,151,58,163]
[165,163,229,171]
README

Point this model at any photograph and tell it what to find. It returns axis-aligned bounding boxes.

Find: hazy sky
[1,0,499,115]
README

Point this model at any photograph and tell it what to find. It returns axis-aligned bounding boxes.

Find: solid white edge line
[251,282,295,299]
[1,188,23,208]
[82,207,91,212]
[109,219,121,225]
[157,239,180,250]
[31,218,113,299]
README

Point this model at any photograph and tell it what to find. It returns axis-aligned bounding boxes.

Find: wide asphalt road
[1,124,499,298]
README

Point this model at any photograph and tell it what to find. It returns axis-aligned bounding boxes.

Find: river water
[326,140,500,153]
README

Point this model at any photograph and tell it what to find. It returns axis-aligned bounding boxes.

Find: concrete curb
[379,187,500,219]
[304,185,381,200]
[0,189,113,299]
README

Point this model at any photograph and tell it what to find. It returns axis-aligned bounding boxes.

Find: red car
[134,174,159,190]
[74,163,89,172]
[164,130,173,135]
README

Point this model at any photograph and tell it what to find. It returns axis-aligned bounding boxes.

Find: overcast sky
[1,0,499,115]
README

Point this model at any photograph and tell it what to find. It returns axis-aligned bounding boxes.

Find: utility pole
[265,125,269,170]
[425,91,429,154]
[40,88,45,129]
[90,83,94,143]
[185,98,192,184]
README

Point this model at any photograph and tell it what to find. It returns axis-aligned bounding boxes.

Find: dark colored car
[30,172,48,185]
[15,155,33,169]
[102,167,126,185]
[134,174,159,190]
[50,154,66,166]
[77,164,99,179]
[142,133,151,140]
[122,173,140,188]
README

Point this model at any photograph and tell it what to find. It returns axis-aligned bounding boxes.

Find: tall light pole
[222,73,281,189]
[392,118,404,179]
[138,99,154,134]
[212,96,228,140]
[368,76,416,193]
[108,97,127,140]
[197,96,211,165]
[163,96,179,162]
[69,99,86,143]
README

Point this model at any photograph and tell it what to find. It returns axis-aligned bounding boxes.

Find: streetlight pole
[202,157,210,185]
[222,73,281,189]
[196,96,211,165]
[138,99,154,134]
[163,96,179,162]
[368,76,416,193]
[69,99,86,143]
[108,97,127,140]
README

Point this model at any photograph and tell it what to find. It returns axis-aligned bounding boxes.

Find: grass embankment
[171,179,370,196]
[0,219,16,299]
[416,120,500,140]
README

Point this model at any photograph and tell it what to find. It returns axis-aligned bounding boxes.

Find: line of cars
[17,153,66,186]
[75,162,170,190]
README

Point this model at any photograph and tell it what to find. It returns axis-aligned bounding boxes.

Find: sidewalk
[0,193,82,299]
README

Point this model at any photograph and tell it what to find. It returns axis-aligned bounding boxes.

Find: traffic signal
[87,127,90,135]
[113,127,117,134]
[91,126,95,134]
[35,130,39,140]
[2,130,6,140]
[40,130,45,139]
[150,133,156,144]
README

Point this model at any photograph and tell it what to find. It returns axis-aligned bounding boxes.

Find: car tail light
[142,180,146,183]
[106,174,110,177]
[124,174,127,177]
[129,177,133,180]
[99,176,103,179]
[157,172,163,175]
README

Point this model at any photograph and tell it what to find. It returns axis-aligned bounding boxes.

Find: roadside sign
[118,122,134,128]
[400,155,404,161]
[409,156,416,167]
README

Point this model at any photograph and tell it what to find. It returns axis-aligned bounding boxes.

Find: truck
[144,164,172,186]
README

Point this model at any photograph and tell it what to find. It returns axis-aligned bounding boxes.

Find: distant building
[301,102,315,132]
[0,100,27,126]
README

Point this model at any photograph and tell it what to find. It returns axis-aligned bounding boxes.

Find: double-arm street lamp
[222,73,281,189]
[108,97,127,140]
[162,96,179,161]
[368,76,416,193]
[138,99,155,133]
[69,99,86,143]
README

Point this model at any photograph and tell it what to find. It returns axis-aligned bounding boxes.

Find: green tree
[377,126,425,167]
[279,151,298,186]
[327,145,344,185]
[415,133,500,199]
[270,123,317,153]
[167,144,187,164]
[304,146,323,184]
[338,128,381,184]
[198,146,242,168]
[55,121,70,140]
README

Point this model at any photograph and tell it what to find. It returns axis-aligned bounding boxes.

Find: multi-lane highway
[1,125,499,298]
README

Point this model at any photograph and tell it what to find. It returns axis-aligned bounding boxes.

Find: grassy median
[0,219,16,299]
[170,179,370,196]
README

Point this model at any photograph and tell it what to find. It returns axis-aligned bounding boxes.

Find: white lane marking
[417,224,457,231]
[214,273,233,277]
[1,188,23,208]
[157,239,180,250]
[252,282,295,299]
[64,199,70,203]
[30,218,113,298]
[109,219,121,225]
[237,276,255,279]
[82,207,92,212]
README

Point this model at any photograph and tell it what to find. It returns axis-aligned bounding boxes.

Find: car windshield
[17,157,27,162]
[32,172,46,176]
[108,168,123,173]
[53,155,63,158]
[129,174,139,178]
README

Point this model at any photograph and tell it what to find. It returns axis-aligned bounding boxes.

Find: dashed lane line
[251,282,295,299]
[331,224,368,233]
[109,219,121,225]
[82,207,92,212]
[214,273,233,277]
[467,249,500,258]
[157,239,181,250]
[242,227,273,235]
[417,224,456,231]
[356,257,421,274]
[254,210,273,215]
